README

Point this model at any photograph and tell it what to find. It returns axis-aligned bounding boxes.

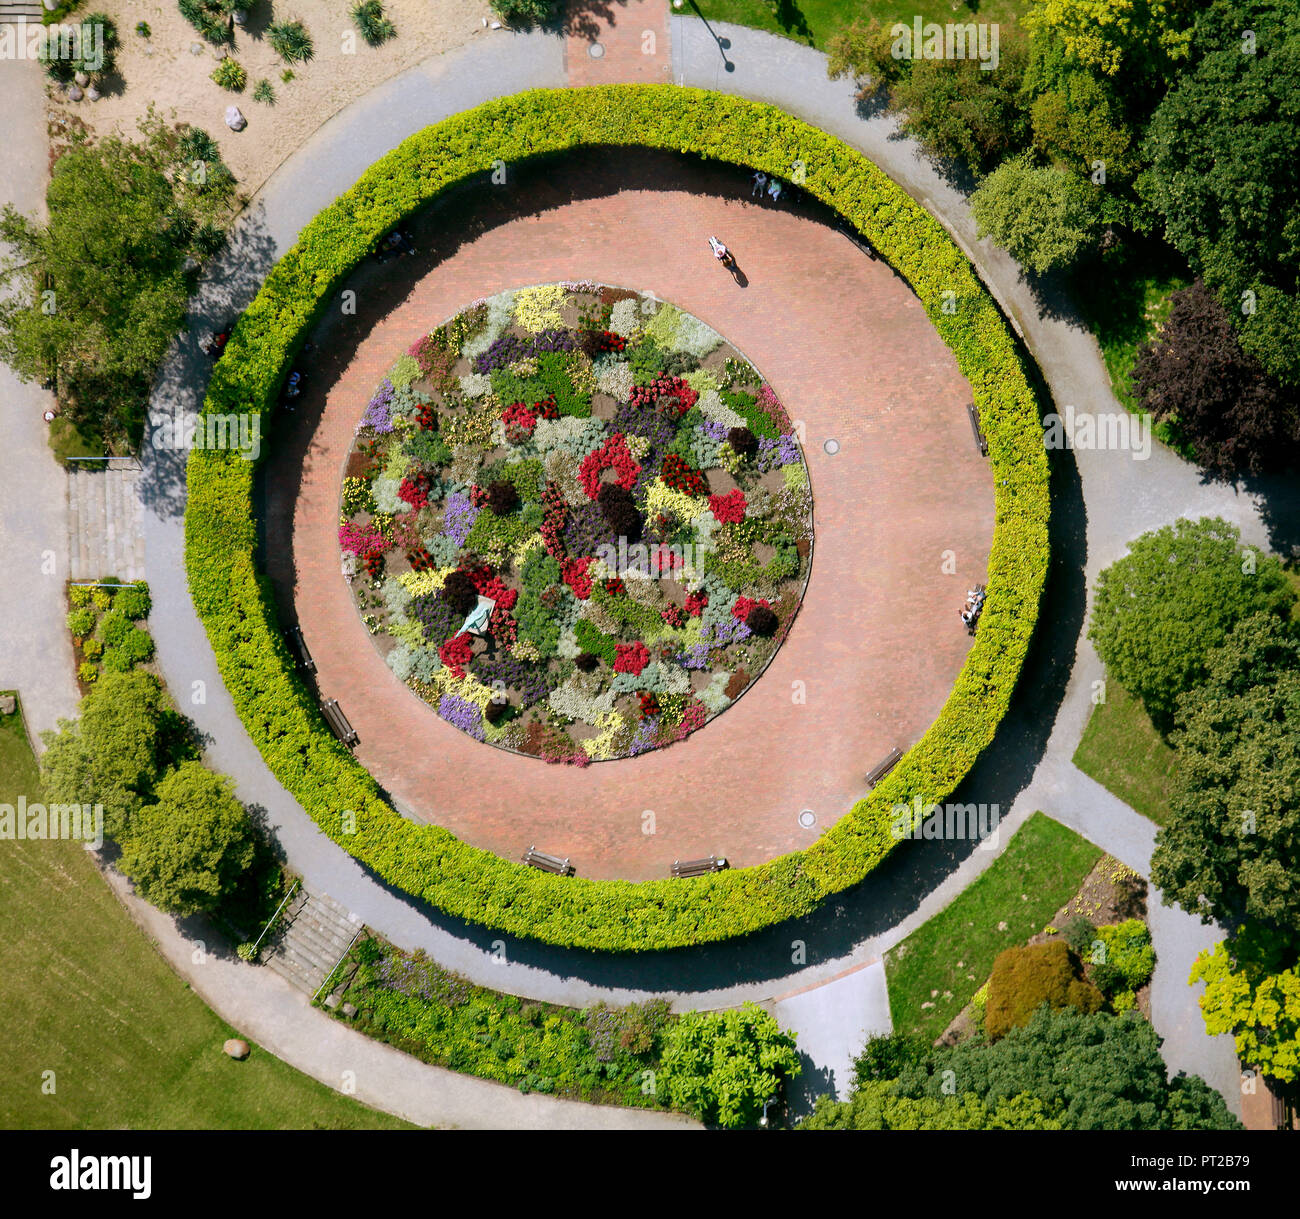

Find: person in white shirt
[751,171,768,197]
[708,235,729,262]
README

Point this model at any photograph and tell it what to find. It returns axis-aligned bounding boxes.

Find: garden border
[186,85,1049,952]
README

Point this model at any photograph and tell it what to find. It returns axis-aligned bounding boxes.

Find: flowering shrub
[333,285,810,763]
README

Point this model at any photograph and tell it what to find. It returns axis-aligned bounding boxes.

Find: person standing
[751,170,768,197]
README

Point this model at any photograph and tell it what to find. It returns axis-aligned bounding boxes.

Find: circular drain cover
[823,438,840,455]
[588,42,606,59]
[798,809,817,829]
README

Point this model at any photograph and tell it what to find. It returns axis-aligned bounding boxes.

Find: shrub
[745,605,778,637]
[1092,920,1155,995]
[985,941,1103,1040]
[268,20,313,64]
[350,0,395,46]
[67,607,96,638]
[211,57,246,92]
[113,582,151,620]
[185,86,1049,951]
[252,78,275,105]
[726,425,758,459]
[1062,915,1097,958]
[490,0,554,26]
[441,571,478,617]
[95,608,131,648]
[177,0,234,45]
[574,652,599,673]
[485,480,519,516]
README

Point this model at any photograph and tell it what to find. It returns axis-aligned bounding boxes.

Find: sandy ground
[48,0,492,198]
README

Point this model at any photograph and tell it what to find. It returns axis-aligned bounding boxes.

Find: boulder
[223,1038,250,1060]
[0,694,16,715]
[224,106,246,132]
[66,85,83,102]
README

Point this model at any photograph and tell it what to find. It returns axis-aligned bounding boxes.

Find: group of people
[750,170,791,205]
[959,586,986,634]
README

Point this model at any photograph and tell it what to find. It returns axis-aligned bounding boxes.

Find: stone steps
[67,464,145,583]
[0,3,46,22]
[263,887,362,996]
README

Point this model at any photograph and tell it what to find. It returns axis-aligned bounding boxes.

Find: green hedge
[186,86,1050,951]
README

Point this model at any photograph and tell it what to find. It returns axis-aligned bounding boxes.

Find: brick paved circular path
[265,154,993,881]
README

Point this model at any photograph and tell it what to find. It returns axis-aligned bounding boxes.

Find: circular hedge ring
[186,86,1049,952]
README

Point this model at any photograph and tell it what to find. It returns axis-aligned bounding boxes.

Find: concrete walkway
[125,16,1265,1116]
[0,55,81,743]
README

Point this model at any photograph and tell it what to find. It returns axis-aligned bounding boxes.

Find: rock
[224,106,247,132]
[73,70,88,87]
[323,993,341,1009]
[232,9,247,24]
[86,86,100,102]
[341,1002,357,1018]
[0,695,15,715]
[190,42,204,55]
[66,85,83,102]
[223,1038,250,1060]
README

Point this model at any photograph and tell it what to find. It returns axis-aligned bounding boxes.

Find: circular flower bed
[339,283,813,763]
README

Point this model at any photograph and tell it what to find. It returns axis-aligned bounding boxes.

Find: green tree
[1024,0,1197,78]
[825,17,909,98]
[1153,612,1300,927]
[659,1003,800,1129]
[985,940,1103,1039]
[801,1079,1063,1130]
[1087,517,1295,730]
[1139,0,1300,386]
[118,762,256,916]
[971,156,1103,273]
[1029,70,1139,182]
[40,670,170,841]
[1190,927,1300,1085]
[0,114,237,447]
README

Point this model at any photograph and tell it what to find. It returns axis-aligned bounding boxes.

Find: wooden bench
[671,856,730,879]
[837,221,877,260]
[320,698,358,748]
[522,845,575,876]
[866,746,903,789]
[966,403,988,457]
[286,625,316,673]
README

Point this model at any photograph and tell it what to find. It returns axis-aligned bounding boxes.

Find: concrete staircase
[0,2,47,23]
[263,887,362,997]
[67,462,146,583]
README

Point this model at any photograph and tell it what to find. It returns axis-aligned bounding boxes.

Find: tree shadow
[787,1055,837,1117]
[560,0,626,41]
[770,0,813,43]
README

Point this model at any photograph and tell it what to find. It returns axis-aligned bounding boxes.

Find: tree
[801,1079,1062,1130]
[40,670,170,840]
[985,941,1103,1039]
[1087,517,1295,730]
[1132,280,1296,475]
[39,13,119,83]
[1024,0,1197,79]
[0,112,236,447]
[893,1006,1240,1129]
[1139,0,1300,387]
[851,1031,928,1088]
[1190,928,1300,1085]
[826,17,909,97]
[888,37,1030,175]
[118,762,256,916]
[971,155,1103,272]
[1029,69,1139,183]
[659,1003,801,1129]
[1153,613,1300,928]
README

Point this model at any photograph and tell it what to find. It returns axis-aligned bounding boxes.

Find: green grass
[691,0,1028,49]
[885,812,1103,1041]
[47,415,106,464]
[1072,683,1179,827]
[0,696,412,1129]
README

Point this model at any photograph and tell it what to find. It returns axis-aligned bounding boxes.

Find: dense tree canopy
[971,155,1103,272]
[1024,0,1197,80]
[1153,613,1300,928]
[1088,517,1295,729]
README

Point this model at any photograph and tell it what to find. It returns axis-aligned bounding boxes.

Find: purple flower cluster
[628,715,661,757]
[473,654,554,708]
[531,327,578,355]
[758,434,801,472]
[563,500,614,556]
[360,380,395,433]
[438,692,486,741]
[612,400,676,450]
[699,419,729,443]
[471,328,578,373]
[410,592,461,643]
[443,491,479,547]
[677,642,711,670]
[376,951,471,1007]
[705,616,752,647]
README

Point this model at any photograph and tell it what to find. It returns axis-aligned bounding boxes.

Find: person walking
[751,170,768,197]
[767,178,784,204]
[708,235,731,265]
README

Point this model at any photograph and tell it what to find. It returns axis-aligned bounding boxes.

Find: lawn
[690,0,1028,50]
[0,695,411,1130]
[885,812,1102,1042]
[1072,682,1179,827]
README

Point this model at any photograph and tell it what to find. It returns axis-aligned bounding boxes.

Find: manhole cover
[588,42,606,59]
[823,438,840,455]
[798,809,817,829]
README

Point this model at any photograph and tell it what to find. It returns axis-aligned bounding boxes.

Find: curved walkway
[134,17,1274,1112]
[266,151,992,879]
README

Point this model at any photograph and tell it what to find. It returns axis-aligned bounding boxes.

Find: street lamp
[759,1096,778,1127]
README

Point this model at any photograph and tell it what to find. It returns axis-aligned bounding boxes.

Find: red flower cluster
[364,554,385,580]
[629,375,699,419]
[579,433,641,500]
[562,555,594,600]
[415,402,438,432]
[407,547,433,573]
[541,482,568,561]
[709,489,747,524]
[663,701,707,745]
[470,569,518,612]
[660,603,686,628]
[490,606,517,648]
[603,577,626,597]
[468,484,488,509]
[614,640,650,676]
[398,472,433,510]
[502,401,538,443]
[684,590,708,617]
[650,545,682,576]
[661,453,709,496]
[339,522,388,559]
[589,329,627,354]
[534,393,559,421]
[731,595,771,621]
[438,631,473,679]
[638,692,660,718]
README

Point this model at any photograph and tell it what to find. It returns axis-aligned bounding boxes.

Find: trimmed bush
[185,86,1050,952]
[985,941,1103,1040]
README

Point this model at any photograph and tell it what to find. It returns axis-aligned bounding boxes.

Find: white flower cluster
[370,473,405,516]
[697,670,733,713]
[534,416,605,459]
[608,297,644,338]
[594,358,635,400]
[548,681,617,723]
[458,371,493,398]
[461,289,517,361]
[696,389,747,431]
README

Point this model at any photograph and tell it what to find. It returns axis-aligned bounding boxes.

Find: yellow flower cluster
[644,478,705,526]
[514,284,569,333]
[443,405,499,451]
[582,710,631,761]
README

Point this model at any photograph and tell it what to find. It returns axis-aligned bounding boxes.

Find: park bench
[286,625,316,673]
[837,221,877,260]
[866,746,903,789]
[966,403,988,457]
[321,698,358,748]
[522,845,575,876]
[670,856,730,879]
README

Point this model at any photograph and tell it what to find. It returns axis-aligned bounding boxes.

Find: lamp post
[759,1096,778,1127]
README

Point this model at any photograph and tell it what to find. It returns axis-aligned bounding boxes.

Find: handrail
[249,876,301,956]
[312,924,363,1004]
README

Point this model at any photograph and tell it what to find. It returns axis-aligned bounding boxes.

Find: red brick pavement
[266,165,994,881]
[565,1,672,86]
